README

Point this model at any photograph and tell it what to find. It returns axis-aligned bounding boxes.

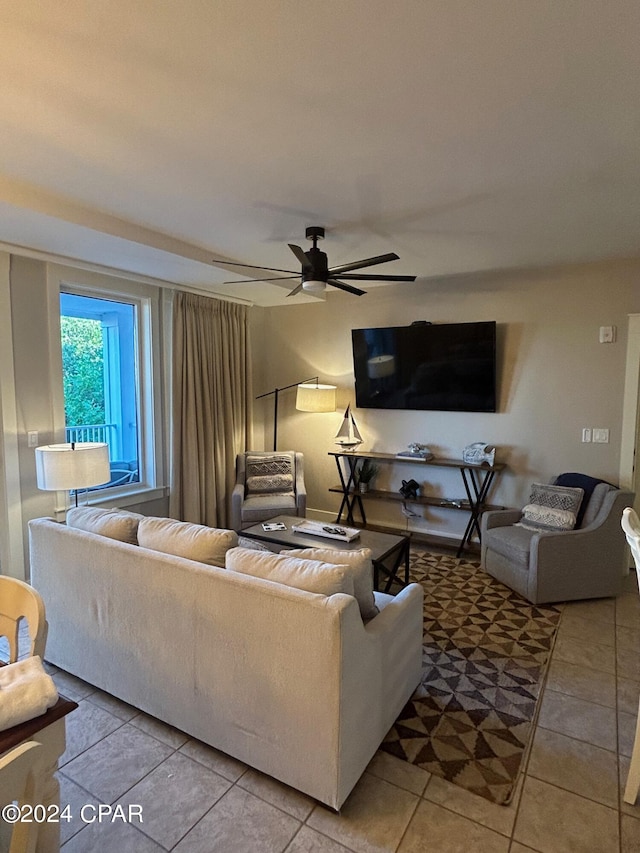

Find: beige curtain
[170,292,253,527]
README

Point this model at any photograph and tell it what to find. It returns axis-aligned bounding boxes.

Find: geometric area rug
[380,550,563,805]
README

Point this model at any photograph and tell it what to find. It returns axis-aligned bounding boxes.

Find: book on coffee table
[291,520,361,542]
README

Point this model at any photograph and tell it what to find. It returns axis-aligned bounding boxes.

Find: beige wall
[9,255,61,563]
[254,258,640,542]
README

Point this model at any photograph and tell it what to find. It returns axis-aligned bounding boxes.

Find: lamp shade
[295,383,337,413]
[35,443,111,491]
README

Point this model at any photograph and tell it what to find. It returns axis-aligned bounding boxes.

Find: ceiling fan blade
[212,258,298,275]
[336,273,416,282]
[328,279,366,296]
[288,244,313,271]
[329,252,400,276]
[287,282,304,297]
[222,274,300,284]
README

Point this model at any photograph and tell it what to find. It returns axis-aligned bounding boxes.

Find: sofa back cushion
[138,517,238,568]
[284,547,378,620]
[66,506,145,545]
[226,547,355,598]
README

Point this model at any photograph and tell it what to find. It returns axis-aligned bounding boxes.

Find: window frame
[50,265,166,509]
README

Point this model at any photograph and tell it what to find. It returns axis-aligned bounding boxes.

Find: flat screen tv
[352,321,497,412]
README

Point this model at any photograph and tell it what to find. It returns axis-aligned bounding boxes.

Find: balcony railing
[66,423,118,446]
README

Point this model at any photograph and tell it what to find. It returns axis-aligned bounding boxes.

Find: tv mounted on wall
[352,321,497,413]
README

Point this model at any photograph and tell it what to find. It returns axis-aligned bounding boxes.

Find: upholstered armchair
[230,451,306,531]
[481,474,634,604]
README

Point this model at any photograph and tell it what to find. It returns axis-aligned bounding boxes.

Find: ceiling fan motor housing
[303,246,329,283]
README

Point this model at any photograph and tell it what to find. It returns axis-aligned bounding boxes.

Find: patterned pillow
[246,474,294,494]
[517,483,584,532]
[246,455,294,495]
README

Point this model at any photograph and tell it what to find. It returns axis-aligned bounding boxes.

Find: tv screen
[352,321,497,412]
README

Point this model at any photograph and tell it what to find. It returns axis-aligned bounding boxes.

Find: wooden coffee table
[241,515,410,593]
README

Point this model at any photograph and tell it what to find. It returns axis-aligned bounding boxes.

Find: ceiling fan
[220,226,416,297]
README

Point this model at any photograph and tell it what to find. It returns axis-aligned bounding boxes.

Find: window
[60,292,142,493]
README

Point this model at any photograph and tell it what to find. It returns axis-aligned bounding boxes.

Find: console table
[329,450,505,557]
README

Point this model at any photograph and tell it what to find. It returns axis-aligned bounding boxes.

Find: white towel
[0,655,59,731]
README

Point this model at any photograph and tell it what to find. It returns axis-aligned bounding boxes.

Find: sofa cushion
[226,547,355,599]
[66,506,145,545]
[137,517,238,568]
[284,547,378,620]
[517,483,583,532]
[484,524,537,569]
[240,494,298,522]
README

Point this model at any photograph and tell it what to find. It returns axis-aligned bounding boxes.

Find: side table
[0,694,77,853]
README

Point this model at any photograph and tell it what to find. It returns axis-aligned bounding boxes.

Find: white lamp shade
[35,443,111,491]
[295,383,337,413]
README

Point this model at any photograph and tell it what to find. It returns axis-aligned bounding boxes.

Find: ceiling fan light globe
[302,279,326,294]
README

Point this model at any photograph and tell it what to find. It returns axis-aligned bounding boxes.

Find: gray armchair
[230,451,306,531]
[481,475,634,604]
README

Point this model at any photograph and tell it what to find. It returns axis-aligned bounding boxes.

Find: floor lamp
[35,442,111,507]
[256,376,337,451]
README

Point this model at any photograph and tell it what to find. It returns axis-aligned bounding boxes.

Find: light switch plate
[27,430,39,448]
[593,428,609,443]
[599,326,616,343]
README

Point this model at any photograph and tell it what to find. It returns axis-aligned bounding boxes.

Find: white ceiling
[1,1,639,306]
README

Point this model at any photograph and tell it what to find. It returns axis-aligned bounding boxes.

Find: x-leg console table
[329,451,505,557]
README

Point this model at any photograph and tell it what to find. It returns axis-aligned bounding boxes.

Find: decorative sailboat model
[335,405,363,451]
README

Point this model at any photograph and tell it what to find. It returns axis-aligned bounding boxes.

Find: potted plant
[356,458,379,493]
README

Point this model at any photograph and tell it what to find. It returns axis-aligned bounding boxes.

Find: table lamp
[35,442,111,507]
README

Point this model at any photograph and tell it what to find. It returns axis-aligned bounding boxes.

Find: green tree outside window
[60,316,106,427]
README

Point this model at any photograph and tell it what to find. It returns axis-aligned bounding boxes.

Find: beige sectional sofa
[28,511,423,810]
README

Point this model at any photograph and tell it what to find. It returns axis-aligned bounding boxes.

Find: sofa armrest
[230,483,245,531]
[482,509,523,533]
[366,582,424,636]
[364,583,424,724]
[294,453,307,516]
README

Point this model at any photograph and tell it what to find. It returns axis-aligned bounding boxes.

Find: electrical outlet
[592,428,609,443]
[581,428,592,443]
[599,326,616,343]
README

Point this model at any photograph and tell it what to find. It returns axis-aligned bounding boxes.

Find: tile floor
[11,569,640,852]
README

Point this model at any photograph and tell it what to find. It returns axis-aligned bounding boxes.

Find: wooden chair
[0,577,47,663]
[621,506,640,805]
[0,741,44,853]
